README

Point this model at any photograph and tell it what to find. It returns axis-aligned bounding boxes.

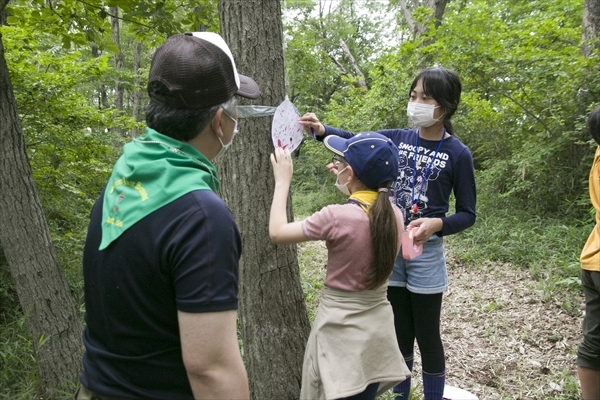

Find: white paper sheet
[271,99,304,152]
[443,385,478,400]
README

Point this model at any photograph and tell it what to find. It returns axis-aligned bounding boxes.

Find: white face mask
[215,111,238,159]
[334,166,351,196]
[407,102,443,128]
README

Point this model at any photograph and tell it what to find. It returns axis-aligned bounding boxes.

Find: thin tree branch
[398,0,416,36]
[499,91,553,137]
[470,68,554,137]
[74,0,154,31]
[338,38,367,89]
[323,75,342,103]
[329,54,348,74]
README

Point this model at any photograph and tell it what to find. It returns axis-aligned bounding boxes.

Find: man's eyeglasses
[331,154,346,166]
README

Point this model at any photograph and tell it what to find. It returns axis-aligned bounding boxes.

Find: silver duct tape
[237,105,277,118]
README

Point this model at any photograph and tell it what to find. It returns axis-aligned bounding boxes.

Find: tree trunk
[111,6,124,135]
[582,0,600,57]
[218,1,311,399]
[577,0,600,167]
[0,26,83,399]
[91,43,109,109]
[132,42,143,139]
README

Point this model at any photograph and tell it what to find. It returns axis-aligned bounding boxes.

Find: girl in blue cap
[300,67,477,400]
[270,132,411,400]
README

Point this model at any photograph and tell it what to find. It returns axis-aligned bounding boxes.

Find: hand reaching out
[299,113,325,137]
[270,147,293,186]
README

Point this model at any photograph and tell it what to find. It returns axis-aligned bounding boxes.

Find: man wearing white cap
[76,32,259,400]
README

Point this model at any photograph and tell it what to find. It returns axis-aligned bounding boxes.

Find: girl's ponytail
[364,182,399,289]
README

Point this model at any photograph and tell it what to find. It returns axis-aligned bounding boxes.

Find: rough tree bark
[218,1,311,399]
[575,0,600,165]
[578,0,600,108]
[0,6,83,399]
[582,0,600,57]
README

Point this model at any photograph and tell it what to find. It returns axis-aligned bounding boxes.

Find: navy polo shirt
[80,189,241,399]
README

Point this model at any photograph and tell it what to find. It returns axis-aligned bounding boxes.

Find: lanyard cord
[411,129,446,211]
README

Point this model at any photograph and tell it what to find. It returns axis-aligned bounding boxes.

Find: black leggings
[387,286,445,373]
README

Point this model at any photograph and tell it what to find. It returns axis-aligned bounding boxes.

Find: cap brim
[237,74,260,99]
[323,135,347,156]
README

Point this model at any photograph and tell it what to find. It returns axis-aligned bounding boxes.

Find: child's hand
[270,147,293,185]
[325,162,339,176]
[406,217,443,245]
[299,112,325,137]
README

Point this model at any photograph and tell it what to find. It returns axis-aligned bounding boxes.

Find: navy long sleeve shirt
[323,126,476,236]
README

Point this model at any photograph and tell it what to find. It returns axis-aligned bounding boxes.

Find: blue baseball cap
[324,132,399,189]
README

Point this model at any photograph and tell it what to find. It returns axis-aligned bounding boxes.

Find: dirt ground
[299,240,585,399]
[424,250,585,400]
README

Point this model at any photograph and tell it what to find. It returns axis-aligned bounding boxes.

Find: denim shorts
[577,269,600,371]
[389,235,447,294]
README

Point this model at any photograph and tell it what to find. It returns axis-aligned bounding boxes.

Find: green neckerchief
[347,190,378,213]
[99,127,220,250]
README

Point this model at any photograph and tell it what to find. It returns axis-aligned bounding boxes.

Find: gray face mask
[334,166,350,196]
[407,102,443,128]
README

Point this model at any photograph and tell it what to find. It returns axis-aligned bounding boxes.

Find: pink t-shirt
[302,203,404,291]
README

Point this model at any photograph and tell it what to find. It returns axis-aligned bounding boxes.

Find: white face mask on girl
[334,166,351,196]
[407,102,443,128]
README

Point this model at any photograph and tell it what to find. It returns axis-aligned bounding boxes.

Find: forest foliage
[1,0,598,397]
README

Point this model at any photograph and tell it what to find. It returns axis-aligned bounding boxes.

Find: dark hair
[363,182,399,289]
[588,106,600,146]
[145,81,221,142]
[409,67,462,135]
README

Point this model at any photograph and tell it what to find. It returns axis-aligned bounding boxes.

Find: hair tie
[378,188,388,193]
